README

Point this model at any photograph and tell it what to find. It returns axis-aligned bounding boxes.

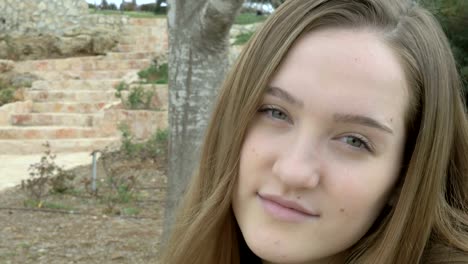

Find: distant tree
[100,0,109,9]
[154,0,165,14]
[121,0,137,11]
[270,0,285,8]
[421,0,468,98]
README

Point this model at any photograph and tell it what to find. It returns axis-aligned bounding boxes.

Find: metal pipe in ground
[91,150,100,193]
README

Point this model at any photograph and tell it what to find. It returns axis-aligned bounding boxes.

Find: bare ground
[0,151,167,264]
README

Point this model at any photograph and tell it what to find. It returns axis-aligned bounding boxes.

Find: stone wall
[0,0,127,36]
[0,0,128,60]
[1,0,86,36]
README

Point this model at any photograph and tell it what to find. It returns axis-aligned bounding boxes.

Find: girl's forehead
[266,28,409,130]
[281,28,406,82]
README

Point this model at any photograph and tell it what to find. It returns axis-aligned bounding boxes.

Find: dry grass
[0,150,167,264]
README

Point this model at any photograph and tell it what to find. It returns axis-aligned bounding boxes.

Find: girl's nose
[272,139,321,189]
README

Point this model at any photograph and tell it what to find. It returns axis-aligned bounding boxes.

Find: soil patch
[0,150,167,264]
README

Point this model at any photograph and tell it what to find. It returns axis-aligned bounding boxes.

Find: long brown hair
[161,0,468,263]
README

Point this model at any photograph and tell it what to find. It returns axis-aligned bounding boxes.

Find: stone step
[10,113,103,127]
[113,44,160,53]
[0,138,121,154]
[31,102,111,113]
[105,52,158,60]
[127,18,165,27]
[121,26,155,36]
[15,58,151,72]
[0,126,118,140]
[118,36,162,45]
[24,90,116,102]
[32,79,120,90]
[14,56,103,72]
[30,70,136,80]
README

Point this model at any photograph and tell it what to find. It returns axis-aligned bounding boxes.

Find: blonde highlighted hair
[162,0,468,263]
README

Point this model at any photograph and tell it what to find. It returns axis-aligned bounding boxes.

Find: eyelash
[258,105,291,123]
[257,105,374,153]
[341,134,374,153]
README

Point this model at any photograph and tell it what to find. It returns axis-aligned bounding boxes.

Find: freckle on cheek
[340,208,345,213]
[297,196,301,200]
[274,240,280,245]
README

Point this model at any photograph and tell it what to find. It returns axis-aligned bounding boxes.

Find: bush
[0,79,19,106]
[21,142,76,204]
[235,13,267,25]
[118,123,168,160]
[140,3,167,14]
[0,87,15,106]
[140,3,157,12]
[234,31,254,45]
[138,63,168,84]
[121,2,137,11]
[114,82,155,110]
[128,86,154,109]
[421,0,468,96]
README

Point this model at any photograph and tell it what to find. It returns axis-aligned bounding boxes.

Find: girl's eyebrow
[266,86,304,108]
[266,86,394,134]
[333,114,394,134]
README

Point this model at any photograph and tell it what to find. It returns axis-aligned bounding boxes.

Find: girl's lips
[257,193,320,222]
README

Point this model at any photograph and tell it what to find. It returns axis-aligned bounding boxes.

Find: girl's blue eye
[346,136,364,148]
[259,106,289,121]
[270,109,288,120]
[342,135,372,152]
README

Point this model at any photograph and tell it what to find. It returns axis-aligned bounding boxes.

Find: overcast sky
[86,0,157,5]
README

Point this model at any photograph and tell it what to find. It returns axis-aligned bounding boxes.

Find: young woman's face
[232,28,409,264]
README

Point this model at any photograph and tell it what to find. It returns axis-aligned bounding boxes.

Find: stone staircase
[0,18,168,155]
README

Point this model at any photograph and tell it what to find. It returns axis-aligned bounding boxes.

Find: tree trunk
[163,0,244,240]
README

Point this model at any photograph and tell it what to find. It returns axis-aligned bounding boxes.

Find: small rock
[0,60,14,73]
[111,253,125,260]
[121,71,139,84]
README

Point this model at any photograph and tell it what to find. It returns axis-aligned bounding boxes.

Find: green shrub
[114,82,155,110]
[145,129,169,158]
[89,9,165,18]
[235,13,267,25]
[140,3,167,14]
[421,0,468,97]
[114,81,128,98]
[140,3,157,12]
[127,86,154,110]
[138,63,168,84]
[234,31,254,45]
[119,123,140,157]
[0,87,15,106]
[118,123,168,160]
